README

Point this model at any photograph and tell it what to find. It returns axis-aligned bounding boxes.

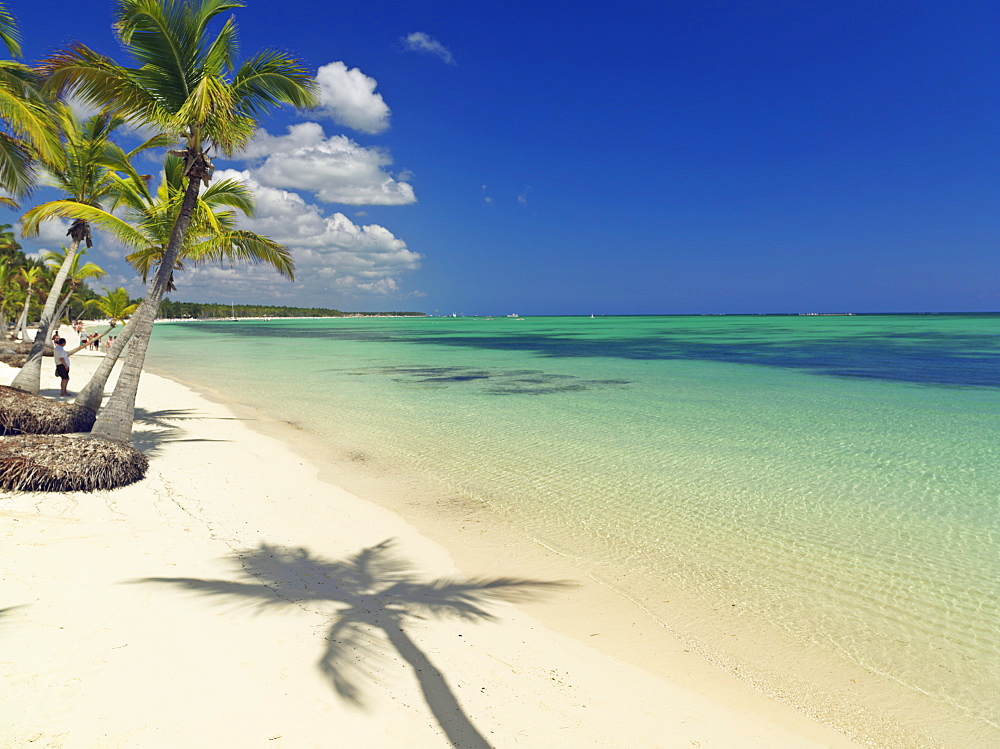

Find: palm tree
[68,158,293,413]
[40,245,106,331]
[73,286,137,354]
[145,541,561,749]
[0,2,61,201]
[10,264,40,340]
[0,2,20,59]
[0,257,14,334]
[0,221,20,258]
[9,106,166,394]
[42,0,318,443]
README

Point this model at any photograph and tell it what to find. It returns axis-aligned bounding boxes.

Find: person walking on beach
[53,337,70,396]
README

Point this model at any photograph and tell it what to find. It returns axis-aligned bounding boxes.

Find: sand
[0,349,859,748]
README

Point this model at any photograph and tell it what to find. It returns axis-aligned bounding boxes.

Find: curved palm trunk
[91,163,205,442]
[73,318,136,412]
[9,239,80,393]
[13,289,31,340]
[51,291,73,335]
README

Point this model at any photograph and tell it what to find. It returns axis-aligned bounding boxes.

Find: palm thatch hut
[0,386,96,435]
[0,433,148,491]
[0,340,50,368]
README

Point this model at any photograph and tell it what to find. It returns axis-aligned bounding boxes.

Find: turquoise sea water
[144,314,1000,746]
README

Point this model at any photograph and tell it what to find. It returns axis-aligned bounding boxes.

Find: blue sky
[6,0,999,314]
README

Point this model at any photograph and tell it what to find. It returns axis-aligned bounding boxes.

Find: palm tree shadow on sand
[129,407,231,457]
[140,540,566,749]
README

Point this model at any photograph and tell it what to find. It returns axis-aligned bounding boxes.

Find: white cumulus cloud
[240,123,416,206]
[33,218,71,244]
[402,32,455,65]
[170,169,423,303]
[315,62,390,134]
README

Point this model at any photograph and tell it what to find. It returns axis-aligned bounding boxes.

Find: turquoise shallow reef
[146,313,1000,746]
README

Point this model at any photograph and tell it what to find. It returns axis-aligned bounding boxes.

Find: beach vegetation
[155,299,426,318]
[40,246,106,327]
[0,2,62,201]
[10,105,167,394]
[75,286,138,352]
[41,0,318,444]
[0,221,21,257]
[0,257,14,331]
[69,155,296,414]
[9,262,40,339]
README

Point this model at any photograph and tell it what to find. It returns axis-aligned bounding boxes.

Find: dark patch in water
[340,365,631,395]
[183,318,1000,389]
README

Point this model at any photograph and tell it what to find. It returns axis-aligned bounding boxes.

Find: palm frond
[40,44,169,133]
[232,49,319,118]
[0,2,22,58]
[0,65,62,192]
[20,199,149,250]
[0,132,33,197]
[203,14,239,74]
[178,231,294,279]
[126,131,177,158]
[200,177,254,213]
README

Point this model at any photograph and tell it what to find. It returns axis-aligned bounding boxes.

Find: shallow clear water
[144,314,1000,745]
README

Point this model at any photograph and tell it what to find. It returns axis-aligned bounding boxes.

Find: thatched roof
[0,340,53,368]
[0,386,96,435]
[0,433,148,492]
[0,340,52,355]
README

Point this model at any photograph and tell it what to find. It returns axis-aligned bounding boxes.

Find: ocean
[143,313,1000,747]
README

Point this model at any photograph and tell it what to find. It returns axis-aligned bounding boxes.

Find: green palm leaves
[27,154,294,284]
[43,0,318,157]
[0,3,62,200]
[34,0,318,443]
[86,286,139,323]
[0,3,21,59]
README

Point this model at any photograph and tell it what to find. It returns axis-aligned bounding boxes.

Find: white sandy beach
[0,350,860,748]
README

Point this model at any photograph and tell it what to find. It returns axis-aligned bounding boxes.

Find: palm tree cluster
[0,0,319,490]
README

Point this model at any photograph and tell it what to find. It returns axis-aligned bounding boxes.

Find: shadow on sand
[129,407,230,456]
[139,540,565,748]
[0,605,23,630]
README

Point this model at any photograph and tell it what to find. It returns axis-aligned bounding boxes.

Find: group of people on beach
[72,321,101,351]
[49,323,119,396]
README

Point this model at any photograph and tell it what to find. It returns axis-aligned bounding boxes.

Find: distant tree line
[156,298,425,319]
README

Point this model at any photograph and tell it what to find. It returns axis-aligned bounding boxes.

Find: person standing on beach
[53,337,70,396]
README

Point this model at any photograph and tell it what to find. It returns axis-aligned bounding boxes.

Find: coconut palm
[66,158,292,413]
[74,286,137,354]
[10,264,40,339]
[40,246,106,333]
[0,221,20,258]
[0,257,14,334]
[0,3,20,59]
[42,0,318,443]
[9,106,167,394]
[0,3,61,201]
